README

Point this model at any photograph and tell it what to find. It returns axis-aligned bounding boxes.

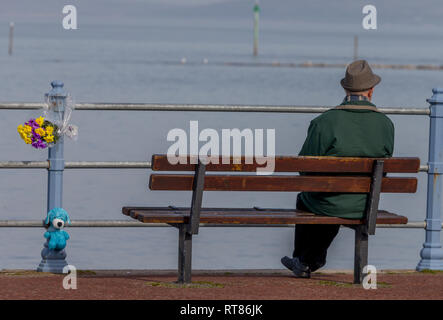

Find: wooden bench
[123,154,419,284]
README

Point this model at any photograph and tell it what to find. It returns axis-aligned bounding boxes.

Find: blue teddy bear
[44,208,71,251]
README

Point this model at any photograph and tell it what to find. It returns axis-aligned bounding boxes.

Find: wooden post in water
[253,2,260,56]
[353,35,358,61]
[8,22,14,56]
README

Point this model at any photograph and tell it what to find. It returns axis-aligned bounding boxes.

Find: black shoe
[281,256,294,271]
[281,256,311,278]
[310,260,326,273]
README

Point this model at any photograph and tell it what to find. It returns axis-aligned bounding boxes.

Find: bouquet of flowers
[17,92,78,150]
[17,116,59,149]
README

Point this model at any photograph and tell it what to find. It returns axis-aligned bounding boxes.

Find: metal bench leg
[178,224,192,284]
[354,225,368,284]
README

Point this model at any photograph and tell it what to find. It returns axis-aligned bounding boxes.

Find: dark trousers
[293,195,340,266]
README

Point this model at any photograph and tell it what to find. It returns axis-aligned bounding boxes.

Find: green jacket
[298,100,394,219]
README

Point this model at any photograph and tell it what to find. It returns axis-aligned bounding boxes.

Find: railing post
[37,80,68,273]
[417,88,443,271]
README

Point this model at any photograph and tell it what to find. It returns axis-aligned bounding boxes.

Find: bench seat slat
[122,206,285,215]
[123,207,408,225]
[151,155,420,173]
[149,174,417,193]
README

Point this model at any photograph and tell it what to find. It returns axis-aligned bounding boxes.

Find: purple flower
[26,119,39,129]
[32,130,40,139]
[31,140,47,149]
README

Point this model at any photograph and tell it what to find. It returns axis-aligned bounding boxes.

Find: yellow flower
[45,126,54,135]
[24,137,32,144]
[17,124,24,133]
[44,135,54,143]
[35,116,45,127]
[23,125,32,133]
[35,127,46,137]
[19,131,28,140]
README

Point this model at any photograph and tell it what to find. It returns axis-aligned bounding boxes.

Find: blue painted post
[417,88,443,271]
[37,81,68,273]
[46,81,66,211]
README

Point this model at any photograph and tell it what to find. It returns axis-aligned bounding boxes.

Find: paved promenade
[0,269,442,300]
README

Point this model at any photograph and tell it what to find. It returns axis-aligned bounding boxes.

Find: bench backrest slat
[151,155,420,173]
[149,174,417,193]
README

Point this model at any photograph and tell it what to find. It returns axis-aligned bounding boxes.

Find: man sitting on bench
[281,60,395,278]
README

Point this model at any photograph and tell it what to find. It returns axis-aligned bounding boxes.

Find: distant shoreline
[175,60,443,71]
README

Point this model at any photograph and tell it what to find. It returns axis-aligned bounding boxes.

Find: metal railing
[0,161,152,169]
[0,161,433,172]
[1,82,443,271]
[0,220,435,228]
[0,102,430,115]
